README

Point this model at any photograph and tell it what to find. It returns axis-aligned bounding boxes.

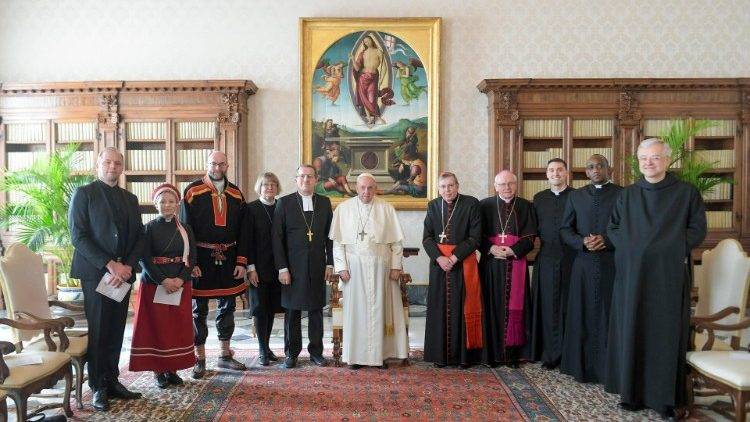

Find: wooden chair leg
[9,391,26,422]
[332,328,342,367]
[735,390,747,422]
[62,364,73,417]
[73,358,84,409]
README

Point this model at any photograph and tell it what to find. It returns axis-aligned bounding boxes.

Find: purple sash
[488,234,526,347]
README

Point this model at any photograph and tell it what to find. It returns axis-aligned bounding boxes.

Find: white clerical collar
[551,185,568,196]
[593,180,610,189]
[498,195,514,203]
[260,197,275,206]
[299,192,314,211]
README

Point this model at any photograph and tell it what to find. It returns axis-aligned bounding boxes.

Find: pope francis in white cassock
[329,173,409,368]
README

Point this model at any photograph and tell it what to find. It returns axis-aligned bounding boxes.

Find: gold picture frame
[300,17,441,210]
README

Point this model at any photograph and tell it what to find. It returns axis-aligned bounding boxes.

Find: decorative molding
[618,91,642,125]
[493,90,519,126]
[98,94,119,125]
[478,78,750,92]
[742,90,750,124]
[219,92,241,124]
[0,80,257,95]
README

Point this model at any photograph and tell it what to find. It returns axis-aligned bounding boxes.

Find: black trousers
[284,308,323,359]
[193,296,236,345]
[82,277,130,389]
[254,312,276,355]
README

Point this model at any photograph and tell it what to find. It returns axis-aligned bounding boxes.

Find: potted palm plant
[0,143,93,300]
[628,119,731,195]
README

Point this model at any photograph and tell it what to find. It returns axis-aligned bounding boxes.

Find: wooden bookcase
[478,78,750,255]
[0,80,257,249]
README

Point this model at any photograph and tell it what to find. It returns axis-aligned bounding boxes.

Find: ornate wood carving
[98,94,119,125]
[494,90,519,126]
[618,91,642,126]
[742,90,750,124]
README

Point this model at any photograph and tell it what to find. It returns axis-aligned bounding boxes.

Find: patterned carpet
[61,350,714,421]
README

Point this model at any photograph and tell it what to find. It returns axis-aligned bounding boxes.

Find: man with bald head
[329,173,407,368]
[558,154,622,383]
[479,170,537,368]
[69,147,145,410]
[181,150,248,377]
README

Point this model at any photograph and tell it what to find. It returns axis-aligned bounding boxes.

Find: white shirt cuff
[279,268,289,274]
[248,264,256,272]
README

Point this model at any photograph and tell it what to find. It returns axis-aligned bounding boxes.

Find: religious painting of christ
[301,18,441,210]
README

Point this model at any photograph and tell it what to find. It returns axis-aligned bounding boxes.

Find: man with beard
[422,172,483,368]
[559,154,621,383]
[605,139,706,419]
[525,158,575,369]
[480,170,537,368]
[180,151,248,378]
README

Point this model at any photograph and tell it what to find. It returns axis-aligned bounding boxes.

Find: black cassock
[559,182,622,383]
[605,174,706,413]
[246,199,283,315]
[272,193,333,311]
[525,186,576,366]
[479,195,536,365]
[422,194,482,366]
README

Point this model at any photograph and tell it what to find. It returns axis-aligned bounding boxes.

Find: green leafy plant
[0,144,94,287]
[627,119,731,195]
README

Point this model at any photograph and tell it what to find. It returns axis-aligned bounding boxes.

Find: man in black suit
[272,164,333,368]
[68,147,144,411]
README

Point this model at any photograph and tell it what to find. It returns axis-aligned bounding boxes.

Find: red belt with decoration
[196,241,237,265]
[152,256,184,265]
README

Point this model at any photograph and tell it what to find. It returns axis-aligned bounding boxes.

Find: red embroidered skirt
[129,281,196,372]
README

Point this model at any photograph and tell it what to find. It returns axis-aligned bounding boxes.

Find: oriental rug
[61,350,711,421]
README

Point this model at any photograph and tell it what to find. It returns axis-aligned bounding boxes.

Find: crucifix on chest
[438,232,448,243]
[306,229,313,242]
[358,229,367,241]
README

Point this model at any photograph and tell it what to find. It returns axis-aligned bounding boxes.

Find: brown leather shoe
[192,359,206,379]
[217,355,247,371]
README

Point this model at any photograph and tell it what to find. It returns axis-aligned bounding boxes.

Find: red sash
[489,234,526,347]
[437,244,483,349]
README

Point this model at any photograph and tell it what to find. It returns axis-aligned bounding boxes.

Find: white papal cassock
[329,196,409,366]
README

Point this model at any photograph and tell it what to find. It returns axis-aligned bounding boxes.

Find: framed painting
[300,17,441,210]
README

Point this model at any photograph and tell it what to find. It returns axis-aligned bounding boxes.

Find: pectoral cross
[438,232,447,243]
[307,230,313,242]
[358,229,366,241]
[500,232,507,244]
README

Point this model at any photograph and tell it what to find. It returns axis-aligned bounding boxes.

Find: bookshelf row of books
[643,119,736,138]
[56,122,97,142]
[521,180,548,200]
[523,120,564,138]
[692,150,735,167]
[5,122,47,143]
[572,148,613,168]
[176,149,213,171]
[523,148,563,168]
[126,122,168,141]
[702,182,732,201]
[127,181,167,204]
[70,151,95,171]
[176,122,216,140]
[126,150,166,171]
[706,211,733,229]
[572,119,613,138]
[571,179,589,189]
[6,190,28,203]
[141,213,159,225]
[6,151,48,171]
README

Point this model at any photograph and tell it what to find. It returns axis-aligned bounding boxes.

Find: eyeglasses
[637,155,665,162]
[296,174,316,180]
[208,162,228,168]
[494,182,516,188]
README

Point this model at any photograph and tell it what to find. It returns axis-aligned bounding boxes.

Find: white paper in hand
[95,273,131,303]
[8,354,44,367]
[154,285,183,306]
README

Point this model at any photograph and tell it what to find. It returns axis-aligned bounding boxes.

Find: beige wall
[2,0,749,282]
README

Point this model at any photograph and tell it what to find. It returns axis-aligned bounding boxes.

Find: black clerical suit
[69,179,144,389]
[246,199,284,358]
[526,186,576,367]
[272,192,333,360]
[559,182,622,383]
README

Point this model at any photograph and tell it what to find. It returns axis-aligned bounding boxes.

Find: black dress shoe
[166,371,183,385]
[348,364,362,370]
[541,361,558,370]
[433,362,446,368]
[108,381,142,399]
[258,354,271,366]
[155,372,169,389]
[284,357,297,368]
[92,389,109,411]
[218,355,247,371]
[459,363,472,369]
[266,350,279,362]
[193,359,206,379]
[310,354,328,367]
[619,402,645,412]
